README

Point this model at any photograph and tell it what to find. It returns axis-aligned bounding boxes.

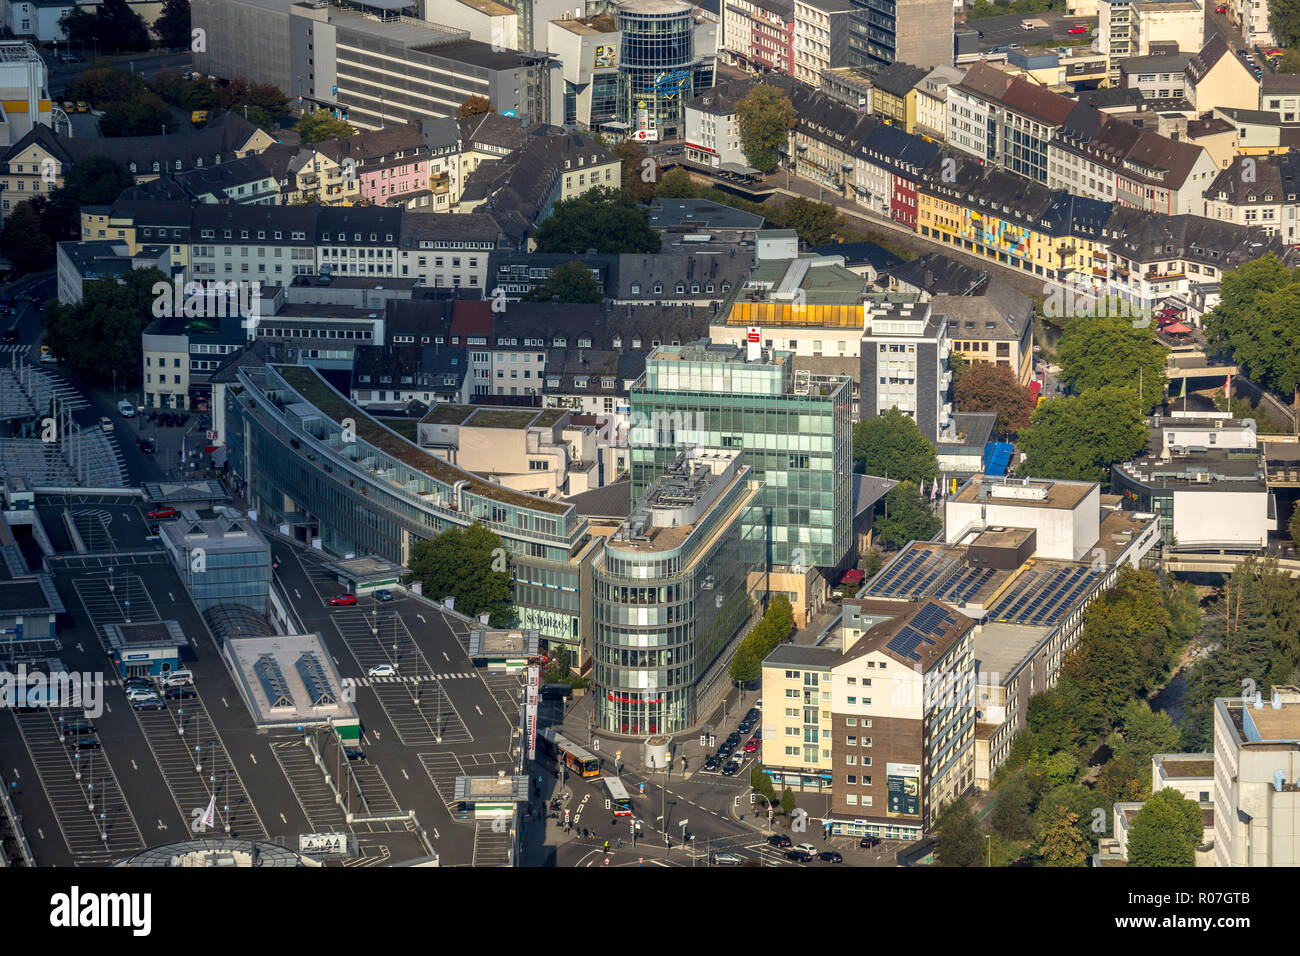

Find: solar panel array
[885,603,957,663]
[988,566,1101,626]
[255,653,294,708]
[870,548,962,599]
[934,567,995,603]
[295,652,336,707]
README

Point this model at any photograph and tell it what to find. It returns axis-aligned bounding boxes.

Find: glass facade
[220,361,593,650]
[616,0,711,139]
[593,459,762,735]
[629,346,852,569]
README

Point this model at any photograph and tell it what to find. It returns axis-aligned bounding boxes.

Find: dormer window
[630,282,641,294]
[153,161,160,172]
[129,162,137,173]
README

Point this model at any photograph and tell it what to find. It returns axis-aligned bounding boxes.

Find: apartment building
[416,115,464,212]
[311,124,432,208]
[1184,34,1259,114]
[828,599,977,840]
[932,279,1035,387]
[761,644,839,792]
[999,77,1078,184]
[684,81,751,170]
[721,0,796,76]
[1118,52,1190,101]
[860,299,952,441]
[915,66,965,140]
[1259,74,1300,123]
[819,66,874,115]
[792,0,853,86]
[1203,152,1300,242]
[1099,0,1204,66]
[871,62,928,132]
[844,0,954,73]
[1215,106,1300,156]
[946,63,1014,163]
[1232,0,1276,49]
[854,122,940,229]
[778,78,878,199]
[1213,688,1300,867]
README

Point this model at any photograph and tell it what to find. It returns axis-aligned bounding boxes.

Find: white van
[118,400,135,417]
[160,670,193,687]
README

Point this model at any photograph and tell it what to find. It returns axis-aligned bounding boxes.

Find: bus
[604,776,632,815]
[539,727,599,778]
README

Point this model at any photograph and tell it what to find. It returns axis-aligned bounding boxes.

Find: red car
[147,507,178,520]
[1215,4,1227,12]
[744,740,758,754]
[329,594,357,607]
[1068,25,1087,34]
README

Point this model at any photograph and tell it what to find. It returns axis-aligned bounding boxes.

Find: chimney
[1254,692,1264,709]
[1275,769,1286,792]
[1273,690,1282,709]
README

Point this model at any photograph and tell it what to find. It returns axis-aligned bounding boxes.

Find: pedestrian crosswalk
[357,673,473,686]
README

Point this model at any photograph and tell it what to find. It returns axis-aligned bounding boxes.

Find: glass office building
[158,516,272,616]
[593,450,763,735]
[215,355,598,651]
[630,342,853,569]
[616,0,714,139]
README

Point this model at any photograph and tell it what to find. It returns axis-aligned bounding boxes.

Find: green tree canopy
[770,197,844,245]
[1056,315,1169,413]
[611,139,657,203]
[750,763,776,802]
[405,523,513,625]
[780,786,797,816]
[990,773,1035,841]
[153,0,191,48]
[61,0,150,53]
[1204,253,1300,396]
[1035,783,1108,854]
[42,267,166,387]
[66,68,146,110]
[1037,805,1088,867]
[1017,385,1147,485]
[852,407,938,483]
[654,166,700,199]
[728,641,761,685]
[1127,788,1203,867]
[99,91,175,137]
[0,202,53,274]
[736,84,794,173]
[527,260,603,304]
[953,361,1035,436]
[534,187,661,254]
[873,481,941,551]
[296,111,357,144]
[935,797,984,867]
[149,70,221,112]
[458,95,490,117]
[1095,753,1144,804]
[218,78,291,130]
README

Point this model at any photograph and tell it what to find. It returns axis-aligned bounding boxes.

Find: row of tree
[727,595,795,685]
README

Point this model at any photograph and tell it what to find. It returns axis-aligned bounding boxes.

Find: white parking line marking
[401,768,409,780]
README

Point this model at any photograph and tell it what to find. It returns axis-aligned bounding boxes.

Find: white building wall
[1171,489,1272,548]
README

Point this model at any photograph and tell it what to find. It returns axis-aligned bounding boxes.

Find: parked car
[1215,4,1227,11]
[726,732,741,746]
[722,760,740,776]
[704,755,722,771]
[367,663,396,677]
[61,722,95,736]
[345,748,366,761]
[61,100,75,112]
[1068,25,1087,33]
[164,685,197,700]
[818,850,843,863]
[794,843,818,856]
[746,708,760,722]
[59,54,81,64]
[99,417,113,433]
[711,851,744,865]
[744,740,758,754]
[785,848,813,862]
[140,438,155,454]
[76,101,88,113]
[147,507,178,520]
[374,589,393,601]
[67,736,100,750]
[133,697,166,711]
[118,400,135,417]
[859,835,881,849]
[330,594,357,606]
[767,833,792,848]
[160,670,193,687]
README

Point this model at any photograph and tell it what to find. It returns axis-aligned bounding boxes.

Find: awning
[1164,322,1192,334]
[720,161,760,176]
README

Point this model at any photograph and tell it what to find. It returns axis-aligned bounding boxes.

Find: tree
[750,763,776,802]
[654,167,700,199]
[61,0,150,53]
[770,197,845,245]
[149,70,220,112]
[1204,253,1300,397]
[611,139,656,203]
[1056,315,1168,413]
[99,92,175,137]
[1112,700,1179,773]
[66,68,146,110]
[1095,754,1144,804]
[41,267,165,387]
[1036,783,1108,853]
[873,482,941,550]
[736,85,794,173]
[0,202,53,274]
[953,362,1035,435]
[405,523,513,624]
[779,786,797,817]
[458,95,490,118]
[1127,788,1203,866]
[990,774,1035,842]
[527,260,603,304]
[935,797,983,866]
[1292,505,1300,549]
[153,0,191,48]
[853,408,938,483]
[219,78,291,130]
[1017,385,1147,485]
[297,111,356,144]
[1273,0,1300,59]
[533,187,661,255]
[728,641,761,685]
[1037,805,1088,867]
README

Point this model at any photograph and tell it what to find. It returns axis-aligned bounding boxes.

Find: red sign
[747,327,760,343]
